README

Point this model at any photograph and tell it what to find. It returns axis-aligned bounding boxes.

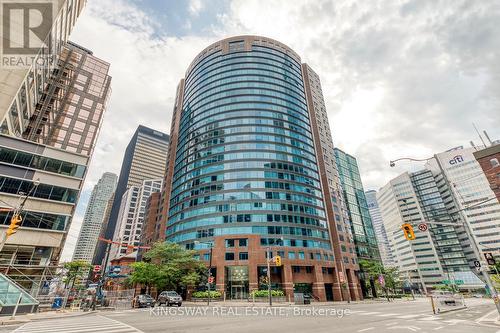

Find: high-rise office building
[140,192,162,249]
[426,146,500,256]
[365,190,394,268]
[0,0,110,295]
[73,172,117,263]
[334,149,380,296]
[161,36,361,302]
[111,178,162,259]
[1,0,87,127]
[93,126,169,265]
[0,37,111,291]
[377,170,482,292]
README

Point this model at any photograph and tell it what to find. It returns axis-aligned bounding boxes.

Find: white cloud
[188,0,204,17]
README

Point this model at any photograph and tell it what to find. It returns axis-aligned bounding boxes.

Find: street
[2,298,499,333]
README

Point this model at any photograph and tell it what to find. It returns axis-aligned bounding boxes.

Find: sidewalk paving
[0,309,95,326]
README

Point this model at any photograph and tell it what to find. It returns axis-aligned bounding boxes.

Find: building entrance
[226,266,249,300]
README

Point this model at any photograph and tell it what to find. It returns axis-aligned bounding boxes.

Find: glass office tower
[162,36,361,301]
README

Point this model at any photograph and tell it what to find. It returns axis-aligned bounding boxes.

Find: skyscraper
[161,36,361,301]
[111,178,162,259]
[73,172,117,263]
[378,170,482,292]
[93,126,169,265]
[0,41,111,291]
[334,148,380,296]
[365,190,394,268]
[426,146,500,257]
[1,0,87,127]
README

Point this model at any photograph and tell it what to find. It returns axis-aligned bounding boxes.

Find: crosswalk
[348,309,465,323]
[12,315,144,333]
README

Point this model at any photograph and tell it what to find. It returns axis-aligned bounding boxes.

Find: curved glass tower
[163,36,362,301]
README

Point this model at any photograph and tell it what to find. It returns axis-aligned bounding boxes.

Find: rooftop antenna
[472,123,486,147]
[483,130,493,146]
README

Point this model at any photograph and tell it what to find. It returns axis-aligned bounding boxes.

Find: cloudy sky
[60,0,500,261]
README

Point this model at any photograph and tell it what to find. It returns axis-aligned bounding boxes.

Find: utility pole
[97,241,112,305]
[207,245,213,306]
[267,246,272,306]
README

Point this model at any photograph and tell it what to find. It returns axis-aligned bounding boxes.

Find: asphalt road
[3,298,499,333]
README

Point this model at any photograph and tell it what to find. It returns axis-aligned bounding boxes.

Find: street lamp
[391,157,500,315]
[195,241,213,306]
[389,157,434,168]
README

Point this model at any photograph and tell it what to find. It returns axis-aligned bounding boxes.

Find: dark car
[158,291,183,306]
[134,294,155,308]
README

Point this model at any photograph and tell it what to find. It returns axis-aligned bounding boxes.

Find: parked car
[134,294,155,308]
[158,291,183,306]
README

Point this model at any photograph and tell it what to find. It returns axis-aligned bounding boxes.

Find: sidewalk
[0,309,95,326]
[184,297,422,307]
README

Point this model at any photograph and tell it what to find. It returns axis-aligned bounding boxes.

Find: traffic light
[275,255,282,267]
[6,214,22,237]
[402,223,415,241]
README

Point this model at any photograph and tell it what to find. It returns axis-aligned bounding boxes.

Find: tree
[129,262,160,294]
[129,242,206,292]
[60,260,91,290]
[359,259,385,298]
[384,267,402,294]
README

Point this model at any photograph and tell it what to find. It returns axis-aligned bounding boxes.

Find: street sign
[455,280,464,285]
[418,223,428,232]
[485,253,496,266]
[442,280,450,285]
[93,265,101,273]
[208,276,215,284]
[474,260,482,272]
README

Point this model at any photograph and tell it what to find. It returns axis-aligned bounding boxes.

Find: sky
[60,0,500,261]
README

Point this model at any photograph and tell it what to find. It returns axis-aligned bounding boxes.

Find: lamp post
[391,157,500,315]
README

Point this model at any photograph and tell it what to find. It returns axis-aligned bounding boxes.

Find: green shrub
[250,290,285,297]
[192,291,222,298]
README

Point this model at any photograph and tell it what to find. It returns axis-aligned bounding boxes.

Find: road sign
[208,276,215,284]
[455,280,464,285]
[442,280,450,285]
[418,223,428,232]
[93,265,101,273]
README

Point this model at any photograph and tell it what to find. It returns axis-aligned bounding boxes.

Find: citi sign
[449,155,464,165]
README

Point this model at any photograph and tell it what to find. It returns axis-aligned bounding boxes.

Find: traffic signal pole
[267,246,272,306]
[0,181,39,252]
